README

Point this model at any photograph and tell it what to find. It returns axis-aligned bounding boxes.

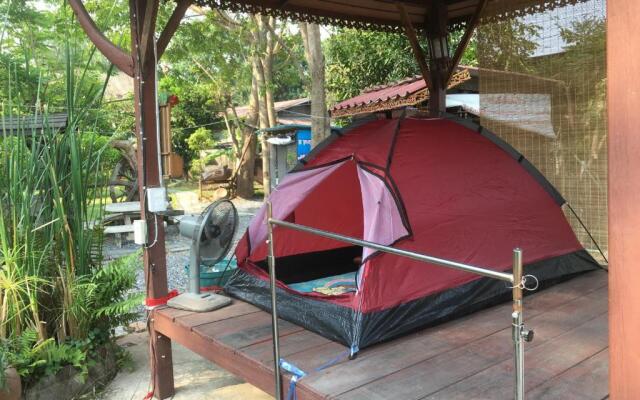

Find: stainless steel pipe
[269,217,514,283]
[266,202,283,399]
[512,248,525,400]
[266,207,530,400]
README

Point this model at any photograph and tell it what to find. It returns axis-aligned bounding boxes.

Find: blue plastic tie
[279,344,356,400]
[280,359,306,400]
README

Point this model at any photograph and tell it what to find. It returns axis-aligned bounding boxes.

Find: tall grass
[0,30,112,344]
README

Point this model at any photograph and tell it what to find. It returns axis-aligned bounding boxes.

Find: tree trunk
[300,22,329,147]
[235,76,259,199]
[251,15,272,196]
[264,17,278,128]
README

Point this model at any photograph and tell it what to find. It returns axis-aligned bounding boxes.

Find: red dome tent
[226,117,598,352]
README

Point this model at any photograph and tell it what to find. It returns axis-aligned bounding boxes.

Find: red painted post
[607,0,640,397]
[130,1,175,398]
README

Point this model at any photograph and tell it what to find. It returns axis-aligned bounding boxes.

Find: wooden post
[425,0,448,117]
[398,0,455,117]
[69,1,188,398]
[607,1,640,397]
[130,1,175,398]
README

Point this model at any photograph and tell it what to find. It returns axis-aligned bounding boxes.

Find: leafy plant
[0,0,142,390]
[187,127,215,152]
[1,329,87,386]
[0,347,7,390]
[90,251,144,333]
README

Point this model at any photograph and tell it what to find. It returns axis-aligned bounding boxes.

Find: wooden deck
[152,270,608,400]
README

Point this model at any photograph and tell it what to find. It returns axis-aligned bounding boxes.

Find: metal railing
[265,201,534,400]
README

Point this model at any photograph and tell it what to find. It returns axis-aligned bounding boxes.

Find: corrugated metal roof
[331,75,428,114]
[330,68,474,117]
[1,113,68,135]
[329,66,565,118]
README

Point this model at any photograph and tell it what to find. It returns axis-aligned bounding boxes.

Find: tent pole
[266,201,283,400]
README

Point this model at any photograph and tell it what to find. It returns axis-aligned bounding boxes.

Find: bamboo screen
[477,0,607,263]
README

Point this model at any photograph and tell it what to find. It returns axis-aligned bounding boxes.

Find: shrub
[187,127,215,152]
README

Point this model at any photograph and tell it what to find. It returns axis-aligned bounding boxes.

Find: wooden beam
[396,2,432,92]
[607,0,640,397]
[157,0,192,60]
[139,0,159,68]
[446,0,486,84]
[68,0,134,76]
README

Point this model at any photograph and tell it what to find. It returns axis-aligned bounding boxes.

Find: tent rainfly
[226,117,600,352]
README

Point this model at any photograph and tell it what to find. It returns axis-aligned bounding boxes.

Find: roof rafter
[397,2,433,93]
[158,0,193,59]
[447,0,487,84]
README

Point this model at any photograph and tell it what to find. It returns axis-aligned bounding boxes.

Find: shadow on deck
[152,270,608,400]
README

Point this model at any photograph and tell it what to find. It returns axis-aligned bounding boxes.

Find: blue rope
[279,345,358,400]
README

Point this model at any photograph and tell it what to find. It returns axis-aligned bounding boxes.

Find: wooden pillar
[607,1,640,398]
[425,0,449,116]
[130,1,175,398]
[70,1,190,398]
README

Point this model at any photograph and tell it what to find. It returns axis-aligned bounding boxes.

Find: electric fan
[167,199,238,312]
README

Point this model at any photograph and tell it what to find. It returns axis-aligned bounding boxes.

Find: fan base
[167,292,232,312]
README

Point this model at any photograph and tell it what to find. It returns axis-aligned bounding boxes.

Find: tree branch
[215,9,243,30]
[68,0,134,76]
[223,105,242,158]
[264,20,306,80]
[157,0,192,59]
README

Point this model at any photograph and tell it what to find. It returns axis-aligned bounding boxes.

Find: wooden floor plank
[526,349,609,400]
[173,300,260,329]
[194,312,305,349]
[304,272,607,397]
[155,306,193,321]
[153,309,327,400]
[242,329,334,363]
[152,271,608,400]
[333,287,607,400]
[421,314,608,400]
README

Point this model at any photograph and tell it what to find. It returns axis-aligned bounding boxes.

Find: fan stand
[167,292,230,312]
[167,250,232,312]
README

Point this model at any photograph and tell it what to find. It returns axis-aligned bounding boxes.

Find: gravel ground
[102,197,262,302]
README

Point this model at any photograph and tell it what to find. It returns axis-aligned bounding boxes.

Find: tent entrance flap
[244,162,411,294]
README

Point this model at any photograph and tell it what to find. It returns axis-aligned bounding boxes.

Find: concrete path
[100,332,272,400]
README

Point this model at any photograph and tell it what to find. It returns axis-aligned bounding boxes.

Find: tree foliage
[476,20,540,72]
[324,29,420,102]
[324,28,479,103]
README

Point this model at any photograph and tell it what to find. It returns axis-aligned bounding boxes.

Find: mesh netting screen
[477,0,607,263]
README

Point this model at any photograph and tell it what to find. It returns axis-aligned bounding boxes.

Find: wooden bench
[104,225,136,234]
[104,202,140,247]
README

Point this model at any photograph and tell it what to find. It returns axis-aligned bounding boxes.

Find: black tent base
[225,249,599,350]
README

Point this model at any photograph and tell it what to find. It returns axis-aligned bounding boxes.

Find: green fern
[89,251,143,332]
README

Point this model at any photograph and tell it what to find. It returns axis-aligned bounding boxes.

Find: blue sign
[297,129,312,159]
